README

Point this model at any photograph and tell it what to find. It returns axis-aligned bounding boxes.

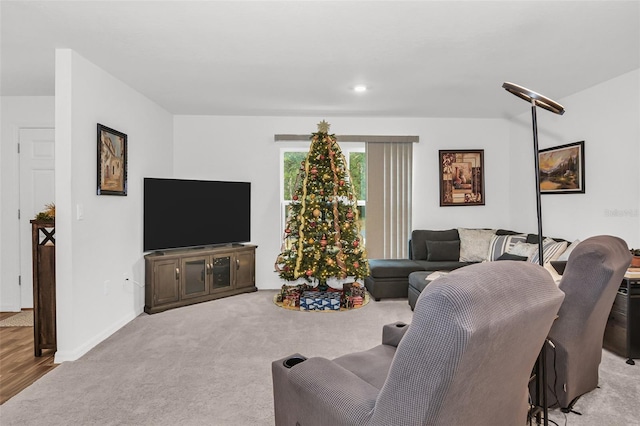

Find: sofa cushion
[529,238,568,265]
[487,233,528,261]
[496,252,528,261]
[458,228,497,262]
[495,229,521,236]
[368,259,425,278]
[426,240,460,261]
[526,234,568,244]
[556,240,580,261]
[411,229,459,260]
[408,271,433,293]
[508,242,538,259]
[413,260,472,271]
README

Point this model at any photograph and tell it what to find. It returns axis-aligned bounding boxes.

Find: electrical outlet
[104,280,110,295]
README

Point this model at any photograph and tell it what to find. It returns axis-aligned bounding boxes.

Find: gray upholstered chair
[272,261,564,426]
[543,235,631,410]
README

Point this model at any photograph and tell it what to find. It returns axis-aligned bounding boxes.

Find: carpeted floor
[0,311,33,327]
[0,290,638,425]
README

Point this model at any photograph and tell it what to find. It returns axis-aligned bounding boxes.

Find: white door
[19,128,55,309]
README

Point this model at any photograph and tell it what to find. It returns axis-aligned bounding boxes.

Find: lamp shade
[502,82,565,115]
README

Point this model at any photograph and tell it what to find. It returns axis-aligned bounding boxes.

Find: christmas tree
[275,121,369,291]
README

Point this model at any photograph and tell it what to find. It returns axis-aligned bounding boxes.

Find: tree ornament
[313,208,321,217]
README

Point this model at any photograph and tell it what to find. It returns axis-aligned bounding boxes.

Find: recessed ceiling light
[353,85,368,93]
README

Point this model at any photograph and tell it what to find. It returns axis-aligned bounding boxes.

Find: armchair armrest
[382,322,409,347]
[278,357,379,426]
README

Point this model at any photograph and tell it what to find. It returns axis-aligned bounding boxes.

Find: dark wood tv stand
[144,244,257,314]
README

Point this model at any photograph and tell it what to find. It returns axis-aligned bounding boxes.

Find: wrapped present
[300,291,341,311]
[283,293,300,307]
[342,282,365,307]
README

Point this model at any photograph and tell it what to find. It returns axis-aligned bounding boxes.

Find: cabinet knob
[236,259,240,270]
[175,268,180,279]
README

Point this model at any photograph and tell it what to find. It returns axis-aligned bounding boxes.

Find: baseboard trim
[0,304,22,312]
[54,310,140,363]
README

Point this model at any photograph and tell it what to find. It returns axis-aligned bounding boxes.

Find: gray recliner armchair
[272,261,565,426]
[543,235,631,410]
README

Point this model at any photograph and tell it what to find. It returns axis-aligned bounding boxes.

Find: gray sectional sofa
[364,228,569,309]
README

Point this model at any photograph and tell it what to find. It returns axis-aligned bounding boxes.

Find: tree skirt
[273,286,370,312]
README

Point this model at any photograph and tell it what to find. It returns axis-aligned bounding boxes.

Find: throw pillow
[458,228,497,262]
[487,233,528,261]
[412,229,459,260]
[426,240,460,261]
[530,238,568,265]
[556,239,580,261]
[496,252,528,261]
[507,242,538,260]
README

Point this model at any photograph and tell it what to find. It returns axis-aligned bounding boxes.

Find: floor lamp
[502,82,564,426]
[502,82,565,266]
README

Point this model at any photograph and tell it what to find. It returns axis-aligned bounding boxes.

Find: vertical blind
[366,142,413,259]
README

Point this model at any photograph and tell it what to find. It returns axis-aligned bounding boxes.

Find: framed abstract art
[439,150,484,206]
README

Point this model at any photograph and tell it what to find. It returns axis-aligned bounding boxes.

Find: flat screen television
[144,178,251,252]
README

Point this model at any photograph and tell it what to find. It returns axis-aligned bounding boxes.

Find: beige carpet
[0,291,638,425]
[0,311,33,327]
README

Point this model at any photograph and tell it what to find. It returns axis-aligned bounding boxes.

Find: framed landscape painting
[439,150,484,206]
[97,124,128,196]
[538,141,585,194]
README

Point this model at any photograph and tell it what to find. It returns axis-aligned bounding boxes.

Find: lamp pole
[531,100,545,266]
[502,82,564,426]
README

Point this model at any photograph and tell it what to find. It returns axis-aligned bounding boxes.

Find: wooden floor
[0,311,57,405]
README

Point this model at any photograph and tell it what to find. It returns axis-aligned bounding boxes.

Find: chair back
[547,235,631,408]
[371,261,564,425]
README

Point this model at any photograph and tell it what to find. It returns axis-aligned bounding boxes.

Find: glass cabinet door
[181,256,209,298]
[211,255,232,290]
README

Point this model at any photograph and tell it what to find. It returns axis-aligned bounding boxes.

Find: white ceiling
[1,1,639,118]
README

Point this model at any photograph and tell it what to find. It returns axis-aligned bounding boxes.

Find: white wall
[508,69,640,248]
[54,49,173,361]
[0,96,55,311]
[173,116,511,290]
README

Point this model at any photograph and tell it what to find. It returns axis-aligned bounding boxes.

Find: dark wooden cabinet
[152,257,181,305]
[604,277,640,365]
[145,245,257,314]
[31,220,57,356]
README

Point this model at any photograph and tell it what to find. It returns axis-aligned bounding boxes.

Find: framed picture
[538,141,585,194]
[97,124,127,196]
[439,150,484,206]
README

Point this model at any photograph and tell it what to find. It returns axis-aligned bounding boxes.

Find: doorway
[19,127,55,309]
